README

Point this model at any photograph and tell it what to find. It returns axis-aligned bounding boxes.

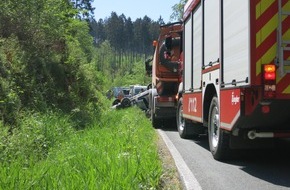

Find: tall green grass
[0,111,74,164]
[0,107,162,189]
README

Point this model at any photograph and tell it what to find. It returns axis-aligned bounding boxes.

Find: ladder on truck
[277,0,290,75]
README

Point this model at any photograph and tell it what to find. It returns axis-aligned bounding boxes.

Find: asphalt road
[159,125,290,190]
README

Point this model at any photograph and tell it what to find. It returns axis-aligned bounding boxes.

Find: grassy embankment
[0,107,162,189]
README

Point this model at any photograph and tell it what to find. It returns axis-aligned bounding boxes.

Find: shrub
[0,111,74,165]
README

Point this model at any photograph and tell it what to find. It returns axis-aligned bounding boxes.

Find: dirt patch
[157,134,183,190]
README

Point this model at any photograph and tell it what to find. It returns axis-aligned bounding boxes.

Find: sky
[92,0,179,23]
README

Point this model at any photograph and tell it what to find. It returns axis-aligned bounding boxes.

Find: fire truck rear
[146,22,183,128]
[178,0,290,160]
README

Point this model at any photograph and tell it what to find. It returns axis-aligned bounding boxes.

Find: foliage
[0,111,74,164]
[0,108,162,189]
[112,60,151,87]
[0,0,179,189]
[0,0,103,126]
[170,0,188,21]
[93,12,161,56]
[0,36,23,125]
[93,39,151,90]
[71,0,95,19]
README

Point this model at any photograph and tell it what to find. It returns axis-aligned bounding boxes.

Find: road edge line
[157,129,202,190]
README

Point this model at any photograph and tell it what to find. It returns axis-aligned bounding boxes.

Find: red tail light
[264,65,276,80]
[263,64,276,99]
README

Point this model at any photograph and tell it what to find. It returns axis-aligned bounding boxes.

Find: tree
[141,16,153,56]
[71,0,95,20]
[133,18,144,54]
[105,12,124,52]
[157,16,165,25]
[0,0,100,124]
[95,19,106,45]
[170,0,188,21]
[124,17,134,52]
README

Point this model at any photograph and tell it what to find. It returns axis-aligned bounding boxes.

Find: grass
[0,107,162,189]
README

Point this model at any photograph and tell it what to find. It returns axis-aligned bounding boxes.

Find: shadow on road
[160,123,290,188]
[157,118,178,131]
[226,142,290,188]
[159,120,210,150]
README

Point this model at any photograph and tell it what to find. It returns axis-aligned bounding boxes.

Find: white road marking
[158,129,203,190]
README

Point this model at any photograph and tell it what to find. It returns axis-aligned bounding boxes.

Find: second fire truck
[146,22,183,128]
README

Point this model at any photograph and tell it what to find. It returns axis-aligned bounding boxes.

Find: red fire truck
[146,22,183,128]
[177,0,290,160]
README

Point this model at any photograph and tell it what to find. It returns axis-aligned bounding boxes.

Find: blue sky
[92,0,179,23]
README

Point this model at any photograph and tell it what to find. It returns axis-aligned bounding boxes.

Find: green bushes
[0,1,103,125]
[0,37,24,125]
[0,108,163,189]
[0,1,164,189]
[0,111,74,164]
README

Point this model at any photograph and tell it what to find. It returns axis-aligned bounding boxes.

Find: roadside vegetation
[0,0,186,189]
[0,106,163,189]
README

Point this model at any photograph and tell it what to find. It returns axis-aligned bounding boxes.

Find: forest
[0,0,168,126]
[90,12,163,84]
[0,0,186,188]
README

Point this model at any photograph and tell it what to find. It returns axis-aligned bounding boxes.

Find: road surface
[159,125,290,190]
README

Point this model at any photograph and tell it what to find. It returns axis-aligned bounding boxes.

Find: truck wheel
[151,110,162,128]
[177,98,190,138]
[177,98,202,138]
[208,97,230,160]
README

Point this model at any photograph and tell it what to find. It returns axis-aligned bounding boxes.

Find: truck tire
[208,96,230,160]
[151,111,162,128]
[177,98,203,138]
[152,116,162,129]
[177,98,190,138]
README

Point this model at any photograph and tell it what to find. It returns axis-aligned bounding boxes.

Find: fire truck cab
[147,22,183,128]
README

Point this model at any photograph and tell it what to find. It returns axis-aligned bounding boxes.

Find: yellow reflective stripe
[256,45,276,76]
[256,15,278,48]
[283,84,290,93]
[255,1,290,77]
[256,0,275,20]
[256,1,290,48]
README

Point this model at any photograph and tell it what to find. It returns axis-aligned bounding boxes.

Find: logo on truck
[231,92,240,105]
[188,98,197,112]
